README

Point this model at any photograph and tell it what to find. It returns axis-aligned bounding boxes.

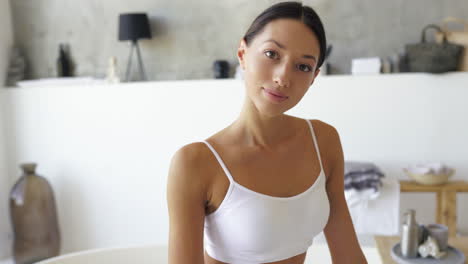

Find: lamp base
[125,40,148,82]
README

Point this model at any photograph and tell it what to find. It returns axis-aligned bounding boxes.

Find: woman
[167,2,367,264]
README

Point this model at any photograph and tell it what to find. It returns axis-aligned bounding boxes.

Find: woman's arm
[320,123,368,264]
[167,143,207,264]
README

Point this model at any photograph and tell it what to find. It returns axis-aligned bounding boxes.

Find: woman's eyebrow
[264,39,317,62]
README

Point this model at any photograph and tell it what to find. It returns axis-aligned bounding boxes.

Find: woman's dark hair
[243,1,327,69]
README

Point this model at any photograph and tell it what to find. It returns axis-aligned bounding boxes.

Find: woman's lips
[262,87,288,103]
[262,87,288,98]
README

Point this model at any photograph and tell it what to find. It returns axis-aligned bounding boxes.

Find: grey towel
[345,161,384,176]
[344,161,384,191]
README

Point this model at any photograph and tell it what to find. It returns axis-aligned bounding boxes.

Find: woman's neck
[230,99,298,149]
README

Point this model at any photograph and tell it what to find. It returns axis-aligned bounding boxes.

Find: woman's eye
[298,64,312,72]
[264,51,312,72]
[264,50,278,59]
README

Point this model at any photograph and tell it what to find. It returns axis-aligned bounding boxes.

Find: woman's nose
[273,64,291,88]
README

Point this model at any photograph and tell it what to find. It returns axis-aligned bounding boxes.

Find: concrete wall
[0,0,13,85]
[10,0,468,81]
[1,73,468,254]
[0,0,14,259]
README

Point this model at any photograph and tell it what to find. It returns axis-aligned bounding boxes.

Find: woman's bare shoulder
[172,141,210,163]
[171,141,214,171]
[307,119,342,180]
[308,119,340,139]
[168,142,215,195]
[167,142,211,264]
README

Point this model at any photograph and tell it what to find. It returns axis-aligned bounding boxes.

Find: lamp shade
[118,13,152,41]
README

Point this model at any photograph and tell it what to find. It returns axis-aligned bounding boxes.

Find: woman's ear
[237,39,247,70]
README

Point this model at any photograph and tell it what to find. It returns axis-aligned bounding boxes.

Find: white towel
[346,177,400,235]
[345,188,381,207]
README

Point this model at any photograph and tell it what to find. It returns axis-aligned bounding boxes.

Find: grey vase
[9,163,61,264]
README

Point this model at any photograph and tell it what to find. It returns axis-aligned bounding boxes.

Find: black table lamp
[118,13,152,81]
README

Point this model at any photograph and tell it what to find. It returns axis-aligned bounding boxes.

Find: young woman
[167,2,367,264]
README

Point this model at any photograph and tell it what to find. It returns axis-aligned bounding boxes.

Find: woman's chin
[255,101,288,118]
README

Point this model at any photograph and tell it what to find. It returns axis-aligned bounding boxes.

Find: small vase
[9,163,61,264]
[213,60,230,79]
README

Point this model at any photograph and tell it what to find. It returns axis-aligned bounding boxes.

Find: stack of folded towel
[344,161,385,207]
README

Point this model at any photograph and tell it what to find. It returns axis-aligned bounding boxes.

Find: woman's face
[237,18,321,117]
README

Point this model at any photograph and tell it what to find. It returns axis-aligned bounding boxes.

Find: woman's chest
[227,148,320,195]
[205,140,323,214]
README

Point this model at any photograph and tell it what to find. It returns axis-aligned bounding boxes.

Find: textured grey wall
[10,0,468,80]
[1,0,13,85]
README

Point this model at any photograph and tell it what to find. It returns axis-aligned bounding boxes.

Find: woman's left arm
[319,122,367,264]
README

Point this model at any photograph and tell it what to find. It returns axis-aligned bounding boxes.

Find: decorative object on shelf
[9,163,61,264]
[213,60,230,79]
[5,47,27,87]
[405,24,464,73]
[388,53,400,73]
[118,13,152,82]
[393,214,464,263]
[391,50,415,73]
[418,235,446,259]
[401,209,420,258]
[56,43,74,77]
[106,56,120,84]
[403,163,455,185]
[381,57,393,73]
[425,224,449,251]
[351,57,381,75]
[435,17,468,72]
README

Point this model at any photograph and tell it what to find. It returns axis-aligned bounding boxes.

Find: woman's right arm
[167,144,207,264]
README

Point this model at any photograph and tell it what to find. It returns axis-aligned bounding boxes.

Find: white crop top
[202,119,330,264]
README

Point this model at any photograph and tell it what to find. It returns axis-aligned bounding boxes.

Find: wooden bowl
[404,168,455,185]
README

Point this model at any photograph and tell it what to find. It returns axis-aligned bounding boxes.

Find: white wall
[0,0,14,259]
[1,73,468,255]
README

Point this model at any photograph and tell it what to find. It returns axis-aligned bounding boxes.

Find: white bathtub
[33,243,382,264]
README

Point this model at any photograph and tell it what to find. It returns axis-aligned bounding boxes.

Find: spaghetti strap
[305,119,324,172]
[201,140,235,183]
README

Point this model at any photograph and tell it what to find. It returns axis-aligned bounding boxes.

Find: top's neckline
[230,168,324,201]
